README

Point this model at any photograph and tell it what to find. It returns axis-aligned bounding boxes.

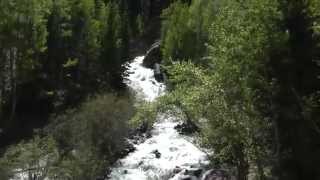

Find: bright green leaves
[0,94,134,179]
[0,0,51,50]
[99,2,130,86]
[166,61,206,89]
[0,0,52,80]
[130,101,158,131]
[45,94,133,179]
[161,0,215,65]
[161,1,191,62]
[63,58,79,68]
[160,0,282,178]
[160,61,213,123]
[205,0,282,175]
[136,14,145,36]
[309,0,320,47]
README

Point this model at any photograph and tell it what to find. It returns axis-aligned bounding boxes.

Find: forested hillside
[0,0,170,178]
[1,0,320,179]
[0,0,172,146]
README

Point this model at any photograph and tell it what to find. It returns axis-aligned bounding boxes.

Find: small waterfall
[124,56,165,102]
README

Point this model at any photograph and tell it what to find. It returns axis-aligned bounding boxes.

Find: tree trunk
[235,144,249,180]
[0,49,4,117]
[256,159,266,180]
[9,47,17,122]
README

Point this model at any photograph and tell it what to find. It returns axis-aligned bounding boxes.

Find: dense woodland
[1,0,320,179]
[0,0,171,145]
[160,0,320,179]
[0,0,170,178]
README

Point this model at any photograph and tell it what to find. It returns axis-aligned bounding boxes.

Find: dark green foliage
[0,93,134,179]
[99,3,130,87]
[0,0,172,178]
[268,1,320,179]
[0,136,60,180]
[130,101,158,132]
[0,0,135,147]
[47,93,134,159]
[0,0,52,145]
[161,0,215,65]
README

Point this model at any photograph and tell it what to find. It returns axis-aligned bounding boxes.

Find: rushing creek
[108,56,210,180]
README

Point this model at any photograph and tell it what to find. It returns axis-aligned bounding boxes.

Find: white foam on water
[109,56,209,180]
[124,56,165,102]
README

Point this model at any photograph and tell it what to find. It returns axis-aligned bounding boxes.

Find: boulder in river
[201,169,230,180]
[114,142,136,159]
[173,166,183,174]
[172,169,199,180]
[180,175,197,180]
[152,149,161,158]
[190,168,203,177]
[174,120,199,135]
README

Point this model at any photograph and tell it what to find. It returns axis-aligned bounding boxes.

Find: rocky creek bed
[108,56,230,180]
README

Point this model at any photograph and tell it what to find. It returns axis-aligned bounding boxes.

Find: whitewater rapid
[109,56,209,180]
[124,56,165,102]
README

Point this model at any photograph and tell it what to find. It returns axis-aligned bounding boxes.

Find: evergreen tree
[0,0,51,128]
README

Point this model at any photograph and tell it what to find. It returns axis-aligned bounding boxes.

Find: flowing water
[109,56,209,180]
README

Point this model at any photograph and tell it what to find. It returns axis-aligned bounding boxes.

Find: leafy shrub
[47,93,134,171]
[130,101,158,132]
[0,93,135,179]
[160,0,281,179]
[0,136,60,180]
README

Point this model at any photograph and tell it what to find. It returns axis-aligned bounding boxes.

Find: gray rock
[201,169,230,180]
[154,63,164,82]
[189,168,203,177]
[180,175,194,180]
[151,149,161,158]
[143,41,162,68]
[173,166,183,174]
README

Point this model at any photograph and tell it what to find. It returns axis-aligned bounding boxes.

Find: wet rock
[190,168,203,177]
[150,80,156,85]
[173,166,183,174]
[130,121,149,136]
[138,161,144,166]
[152,149,161,158]
[115,142,136,159]
[142,164,156,171]
[190,165,198,168]
[146,131,152,138]
[202,169,230,180]
[179,168,203,178]
[169,147,179,152]
[154,63,164,82]
[180,175,194,180]
[174,121,199,135]
[174,173,198,180]
[143,41,162,69]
